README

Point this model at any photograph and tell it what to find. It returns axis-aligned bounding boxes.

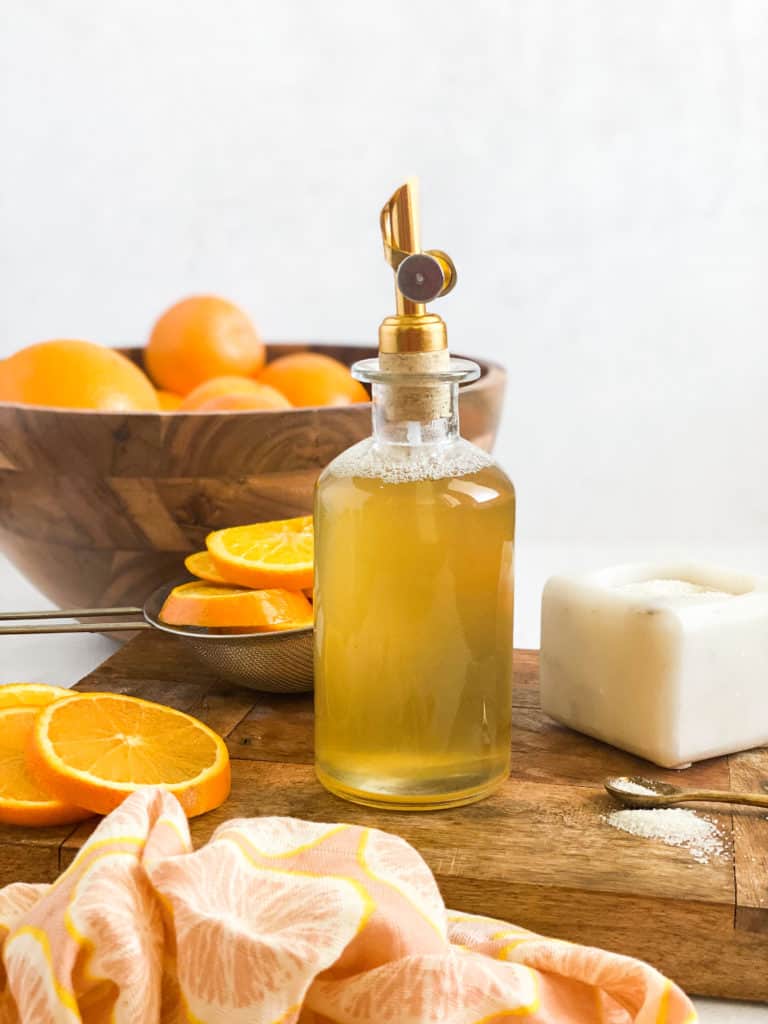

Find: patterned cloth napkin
[0,787,696,1023]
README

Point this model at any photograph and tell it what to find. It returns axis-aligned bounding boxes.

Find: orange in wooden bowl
[179,376,291,412]
[257,352,369,407]
[0,707,91,826]
[207,515,314,590]
[146,296,265,396]
[0,343,504,612]
[156,389,183,410]
[160,579,313,629]
[194,391,294,412]
[0,340,160,412]
[28,693,231,817]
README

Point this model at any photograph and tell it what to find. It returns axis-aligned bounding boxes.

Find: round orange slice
[184,550,228,584]
[28,693,231,818]
[206,515,314,590]
[0,707,91,826]
[0,683,74,709]
[159,580,313,629]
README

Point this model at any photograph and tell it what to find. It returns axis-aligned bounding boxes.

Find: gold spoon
[604,775,768,810]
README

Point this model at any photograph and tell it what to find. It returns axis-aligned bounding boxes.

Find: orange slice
[206,515,314,590]
[28,693,231,818]
[0,683,74,709]
[160,580,313,629]
[184,550,228,584]
[0,707,91,826]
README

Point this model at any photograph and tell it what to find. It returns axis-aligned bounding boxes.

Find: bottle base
[315,766,508,811]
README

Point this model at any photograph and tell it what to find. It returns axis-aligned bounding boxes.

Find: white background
[2,1,767,556]
[1,4,767,1019]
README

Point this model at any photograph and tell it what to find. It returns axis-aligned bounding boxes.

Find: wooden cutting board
[1,632,766,1002]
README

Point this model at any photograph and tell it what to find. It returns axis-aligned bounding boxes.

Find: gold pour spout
[378,178,458,354]
[380,178,424,316]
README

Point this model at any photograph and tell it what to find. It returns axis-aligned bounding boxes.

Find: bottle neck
[372,381,460,445]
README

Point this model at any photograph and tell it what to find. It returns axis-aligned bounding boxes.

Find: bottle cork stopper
[378,349,452,422]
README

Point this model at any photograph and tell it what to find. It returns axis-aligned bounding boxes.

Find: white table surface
[1,548,766,1023]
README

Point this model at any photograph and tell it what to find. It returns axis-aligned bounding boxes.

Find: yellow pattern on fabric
[222,822,349,859]
[656,980,671,1024]
[472,967,540,1020]
[221,830,376,934]
[355,829,444,939]
[6,925,80,1015]
[63,851,140,999]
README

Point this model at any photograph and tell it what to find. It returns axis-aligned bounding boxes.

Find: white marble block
[539,563,768,768]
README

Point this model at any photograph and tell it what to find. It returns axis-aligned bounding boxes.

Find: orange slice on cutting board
[184,550,228,584]
[206,515,314,590]
[0,683,74,708]
[0,707,91,826]
[160,580,313,629]
[28,693,231,818]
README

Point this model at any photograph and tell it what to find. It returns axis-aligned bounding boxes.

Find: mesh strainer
[0,580,314,694]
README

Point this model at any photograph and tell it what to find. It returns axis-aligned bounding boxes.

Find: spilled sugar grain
[604,808,727,864]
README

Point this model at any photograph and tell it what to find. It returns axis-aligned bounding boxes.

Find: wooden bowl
[0,343,506,610]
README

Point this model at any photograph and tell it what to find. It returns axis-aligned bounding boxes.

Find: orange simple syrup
[314,443,515,809]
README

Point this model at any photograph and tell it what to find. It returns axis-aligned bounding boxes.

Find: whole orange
[195,389,292,412]
[257,352,369,408]
[178,375,290,411]
[145,296,265,396]
[156,389,183,411]
[0,340,160,412]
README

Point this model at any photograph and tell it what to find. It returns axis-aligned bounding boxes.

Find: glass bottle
[313,181,515,810]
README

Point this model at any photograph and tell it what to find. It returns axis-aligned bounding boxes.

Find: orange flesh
[0,683,74,708]
[160,580,313,628]
[0,709,53,801]
[30,693,231,817]
[0,707,90,825]
[207,515,314,590]
[184,550,228,584]
[42,698,220,783]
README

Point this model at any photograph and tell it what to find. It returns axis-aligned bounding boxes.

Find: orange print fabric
[0,788,696,1023]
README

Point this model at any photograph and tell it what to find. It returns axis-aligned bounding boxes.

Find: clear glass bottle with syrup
[314,180,515,809]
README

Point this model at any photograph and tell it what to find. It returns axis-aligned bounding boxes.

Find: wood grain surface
[0,632,765,1001]
[0,344,506,609]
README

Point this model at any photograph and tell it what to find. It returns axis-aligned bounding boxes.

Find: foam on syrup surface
[326,438,494,485]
